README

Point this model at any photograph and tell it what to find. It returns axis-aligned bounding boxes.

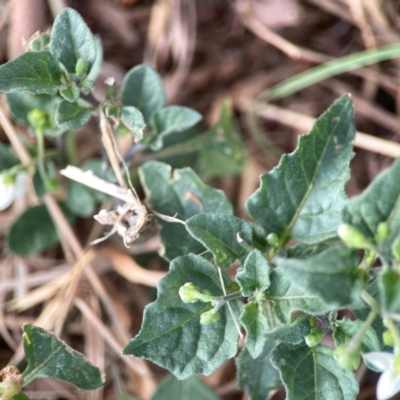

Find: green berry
[27,109,48,131]
[305,329,324,348]
[383,330,396,347]
[267,233,280,249]
[179,283,202,303]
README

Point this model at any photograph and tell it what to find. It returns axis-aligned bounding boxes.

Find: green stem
[35,128,48,184]
[349,308,378,350]
[64,130,79,165]
[360,250,378,271]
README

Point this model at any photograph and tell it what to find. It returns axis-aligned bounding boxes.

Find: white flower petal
[0,176,16,211]
[363,352,394,372]
[377,369,400,400]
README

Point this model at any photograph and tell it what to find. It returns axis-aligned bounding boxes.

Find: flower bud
[254,289,267,302]
[179,283,202,303]
[75,58,89,76]
[383,330,396,347]
[200,309,220,325]
[375,222,390,244]
[338,224,374,250]
[305,328,324,348]
[334,344,361,370]
[267,233,280,249]
[27,109,48,131]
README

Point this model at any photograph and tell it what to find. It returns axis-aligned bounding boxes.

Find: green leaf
[246,95,354,245]
[139,161,233,261]
[66,182,95,217]
[277,246,366,308]
[236,340,281,400]
[151,375,220,400]
[22,324,104,389]
[7,204,74,256]
[332,317,380,353]
[286,243,329,259]
[120,106,146,142]
[86,35,103,82]
[186,213,267,269]
[264,314,311,345]
[271,342,358,400]
[240,302,269,359]
[0,143,18,171]
[0,52,63,94]
[50,8,96,73]
[379,269,400,314]
[59,82,80,102]
[150,106,202,150]
[55,100,91,130]
[342,158,400,260]
[267,268,331,324]
[121,64,165,123]
[197,99,245,180]
[236,249,271,296]
[122,254,242,379]
[12,394,31,400]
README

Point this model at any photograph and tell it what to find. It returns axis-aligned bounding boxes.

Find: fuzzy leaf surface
[22,324,104,389]
[246,96,354,245]
[139,161,232,260]
[236,249,271,296]
[55,100,91,130]
[0,52,63,94]
[264,314,311,345]
[272,343,358,400]
[120,106,146,142]
[186,214,267,269]
[342,158,400,260]
[121,64,165,123]
[236,340,280,400]
[267,269,331,324]
[50,8,96,72]
[122,255,242,379]
[277,246,366,308]
[151,375,220,400]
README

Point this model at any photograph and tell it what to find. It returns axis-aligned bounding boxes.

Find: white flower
[0,172,27,211]
[363,352,400,400]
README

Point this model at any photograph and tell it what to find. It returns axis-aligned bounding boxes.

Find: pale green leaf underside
[272,343,358,400]
[123,255,242,379]
[246,95,355,245]
[236,340,281,400]
[151,374,220,400]
[0,52,63,94]
[22,324,104,389]
[277,246,365,308]
[50,7,96,72]
[139,161,232,261]
[342,157,400,260]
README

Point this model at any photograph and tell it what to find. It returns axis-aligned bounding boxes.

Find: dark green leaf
[66,182,95,217]
[55,100,91,130]
[342,158,400,260]
[267,268,331,324]
[186,213,267,269]
[123,255,242,379]
[236,249,271,296]
[59,82,80,102]
[264,314,311,345]
[286,243,329,259]
[121,64,165,123]
[236,340,281,400]
[0,143,18,171]
[332,317,380,353]
[240,302,269,359]
[139,161,233,261]
[7,204,74,256]
[12,394,31,400]
[22,324,104,389]
[151,375,220,400]
[120,106,146,142]
[272,343,358,400]
[150,106,202,150]
[50,8,96,73]
[0,52,63,94]
[277,246,366,308]
[246,96,354,245]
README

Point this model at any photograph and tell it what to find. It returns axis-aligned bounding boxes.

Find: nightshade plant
[1,6,400,400]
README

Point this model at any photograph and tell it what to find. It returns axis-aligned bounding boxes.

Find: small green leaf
[240,302,269,359]
[332,317,380,353]
[150,106,202,150]
[0,52,63,94]
[50,8,96,73]
[186,213,267,269]
[12,394,31,400]
[139,161,233,261]
[277,246,366,308]
[122,254,242,379]
[246,95,354,246]
[121,64,165,123]
[55,100,91,130]
[271,342,358,400]
[22,324,105,389]
[236,340,281,400]
[59,82,80,102]
[120,106,146,142]
[86,35,103,82]
[151,375,220,400]
[342,157,400,260]
[66,182,95,217]
[7,204,74,256]
[264,314,311,345]
[236,249,271,296]
[379,269,400,314]
[267,268,331,324]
